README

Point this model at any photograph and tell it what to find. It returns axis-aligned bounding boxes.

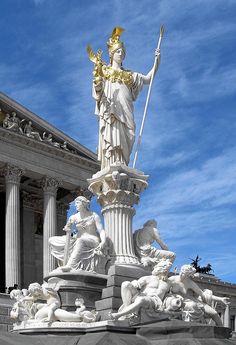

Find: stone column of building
[4,165,24,288]
[42,177,62,277]
[224,302,231,328]
[57,202,69,236]
[88,165,148,266]
[22,191,37,288]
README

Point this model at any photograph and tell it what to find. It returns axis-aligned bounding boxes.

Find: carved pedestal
[45,271,107,311]
[88,164,148,266]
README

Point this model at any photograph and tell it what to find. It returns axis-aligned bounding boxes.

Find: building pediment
[0,92,98,164]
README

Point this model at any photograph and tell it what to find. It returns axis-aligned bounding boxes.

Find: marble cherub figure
[89,27,161,169]
[21,282,61,322]
[10,281,97,324]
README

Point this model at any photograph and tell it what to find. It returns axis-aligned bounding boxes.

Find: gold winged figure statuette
[87,45,105,85]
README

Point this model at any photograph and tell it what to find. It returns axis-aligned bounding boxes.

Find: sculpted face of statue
[111,47,125,66]
[74,196,90,212]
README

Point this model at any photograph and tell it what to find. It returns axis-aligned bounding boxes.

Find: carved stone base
[12,319,233,345]
[12,319,133,334]
[44,271,107,310]
[136,320,232,345]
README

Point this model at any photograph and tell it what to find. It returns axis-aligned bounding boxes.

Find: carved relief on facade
[0,107,80,155]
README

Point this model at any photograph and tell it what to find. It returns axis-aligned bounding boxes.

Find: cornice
[0,92,98,162]
[0,126,99,172]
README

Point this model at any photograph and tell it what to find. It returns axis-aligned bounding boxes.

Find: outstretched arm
[188,279,205,301]
[142,49,161,85]
[153,227,169,250]
[212,295,230,305]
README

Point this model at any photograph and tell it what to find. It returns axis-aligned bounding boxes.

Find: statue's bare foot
[60,266,71,272]
[109,312,119,320]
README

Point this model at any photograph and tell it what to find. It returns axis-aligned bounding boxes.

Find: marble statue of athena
[89,27,161,169]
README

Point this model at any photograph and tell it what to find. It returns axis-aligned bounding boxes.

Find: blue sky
[0,0,236,282]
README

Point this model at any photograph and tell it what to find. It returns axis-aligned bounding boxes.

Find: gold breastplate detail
[102,66,133,86]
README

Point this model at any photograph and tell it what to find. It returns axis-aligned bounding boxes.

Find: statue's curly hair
[180,264,196,276]
[74,196,90,210]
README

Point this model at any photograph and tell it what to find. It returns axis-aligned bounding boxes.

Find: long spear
[132,25,165,169]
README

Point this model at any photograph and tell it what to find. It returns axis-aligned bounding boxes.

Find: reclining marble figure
[110,261,229,326]
[49,196,109,274]
[133,219,176,269]
[166,264,229,326]
[110,259,173,320]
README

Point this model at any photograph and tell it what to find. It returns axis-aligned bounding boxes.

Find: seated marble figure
[49,196,109,274]
[133,219,175,269]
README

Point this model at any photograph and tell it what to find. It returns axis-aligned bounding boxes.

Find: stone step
[0,293,14,331]
[95,297,122,311]
[102,286,121,299]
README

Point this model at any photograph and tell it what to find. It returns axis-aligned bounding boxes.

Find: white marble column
[42,177,62,277]
[22,192,36,287]
[88,165,148,266]
[224,303,231,328]
[102,204,137,264]
[4,165,24,288]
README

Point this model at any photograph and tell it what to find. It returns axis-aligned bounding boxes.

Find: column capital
[88,165,148,207]
[2,164,25,184]
[41,176,62,194]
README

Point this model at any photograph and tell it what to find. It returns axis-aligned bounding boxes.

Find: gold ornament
[102,66,133,86]
[87,45,104,85]
[107,27,125,56]
[87,27,132,86]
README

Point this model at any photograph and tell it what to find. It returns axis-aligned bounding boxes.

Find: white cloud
[133,146,236,243]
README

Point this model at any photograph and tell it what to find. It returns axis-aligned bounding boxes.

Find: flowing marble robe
[49,213,106,273]
[93,71,144,169]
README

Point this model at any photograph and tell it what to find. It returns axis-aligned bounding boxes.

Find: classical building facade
[0,92,99,291]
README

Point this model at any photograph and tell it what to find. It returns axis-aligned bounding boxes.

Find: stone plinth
[45,271,107,311]
[88,164,148,266]
[136,320,233,345]
[95,264,150,320]
[11,319,234,345]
